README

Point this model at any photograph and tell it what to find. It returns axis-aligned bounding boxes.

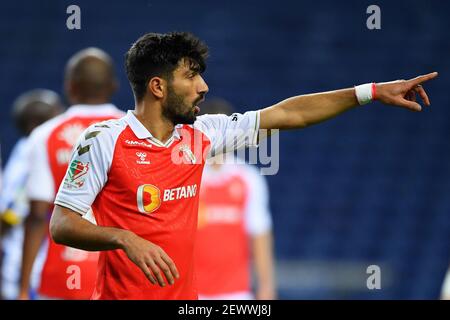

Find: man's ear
[148,77,165,99]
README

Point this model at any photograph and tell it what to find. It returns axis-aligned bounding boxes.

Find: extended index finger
[408,72,438,87]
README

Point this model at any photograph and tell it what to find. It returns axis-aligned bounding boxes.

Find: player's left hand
[375,72,438,111]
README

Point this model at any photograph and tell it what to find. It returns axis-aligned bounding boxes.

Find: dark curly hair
[125,32,209,102]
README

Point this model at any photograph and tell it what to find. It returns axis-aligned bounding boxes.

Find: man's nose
[198,76,209,95]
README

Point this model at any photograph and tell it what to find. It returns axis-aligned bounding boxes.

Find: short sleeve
[243,164,273,235]
[194,111,260,158]
[54,124,116,216]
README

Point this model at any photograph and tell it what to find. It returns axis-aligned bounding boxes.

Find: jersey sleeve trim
[250,110,260,147]
[54,200,84,216]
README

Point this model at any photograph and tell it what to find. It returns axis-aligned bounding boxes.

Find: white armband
[355,82,377,105]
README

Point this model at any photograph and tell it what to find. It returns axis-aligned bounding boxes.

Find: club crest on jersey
[63,160,89,189]
[179,144,196,164]
[136,152,150,165]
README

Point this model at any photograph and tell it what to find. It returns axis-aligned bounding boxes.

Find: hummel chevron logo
[85,131,101,140]
[77,130,100,156]
[77,144,91,156]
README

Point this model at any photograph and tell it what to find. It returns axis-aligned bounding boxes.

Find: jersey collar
[66,103,119,115]
[125,110,181,143]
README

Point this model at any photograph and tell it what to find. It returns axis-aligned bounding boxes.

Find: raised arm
[259,72,438,130]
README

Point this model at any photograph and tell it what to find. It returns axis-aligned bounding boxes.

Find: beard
[162,86,200,125]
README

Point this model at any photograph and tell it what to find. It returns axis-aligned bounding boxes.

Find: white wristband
[355,83,376,105]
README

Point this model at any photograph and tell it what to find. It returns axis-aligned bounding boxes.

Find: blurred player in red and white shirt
[195,99,275,300]
[0,90,63,299]
[49,32,437,300]
[19,48,124,299]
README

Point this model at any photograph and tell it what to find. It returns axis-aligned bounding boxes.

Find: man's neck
[134,100,175,143]
[71,97,111,105]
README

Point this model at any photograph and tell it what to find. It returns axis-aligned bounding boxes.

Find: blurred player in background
[19,48,124,299]
[0,89,64,299]
[195,98,276,300]
[440,265,450,299]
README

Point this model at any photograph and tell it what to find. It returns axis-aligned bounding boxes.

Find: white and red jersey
[26,104,124,299]
[54,110,260,300]
[195,162,272,299]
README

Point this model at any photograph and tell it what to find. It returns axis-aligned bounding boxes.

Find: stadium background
[0,0,448,299]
